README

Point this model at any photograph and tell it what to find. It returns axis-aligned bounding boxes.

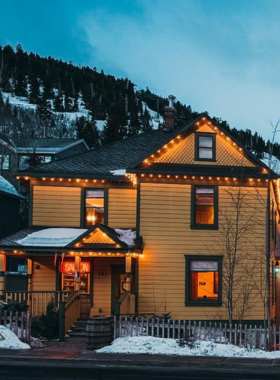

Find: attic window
[195,133,216,161]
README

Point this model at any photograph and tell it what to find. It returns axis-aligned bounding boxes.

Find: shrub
[0,301,29,313]
[31,301,59,340]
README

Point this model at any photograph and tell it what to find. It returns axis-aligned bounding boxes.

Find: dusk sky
[0,0,280,140]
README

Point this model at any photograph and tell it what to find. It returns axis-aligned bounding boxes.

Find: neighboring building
[0,107,279,327]
[0,136,89,188]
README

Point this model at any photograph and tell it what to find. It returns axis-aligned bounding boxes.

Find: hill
[0,44,279,161]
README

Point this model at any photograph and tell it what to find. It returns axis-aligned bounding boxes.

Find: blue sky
[0,0,280,139]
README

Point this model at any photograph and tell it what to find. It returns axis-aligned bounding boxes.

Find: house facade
[0,110,279,325]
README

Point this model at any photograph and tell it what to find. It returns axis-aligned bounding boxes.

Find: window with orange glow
[186,256,221,304]
[195,187,214,225]
[85,189,104,226]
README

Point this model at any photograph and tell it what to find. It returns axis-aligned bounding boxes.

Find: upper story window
[85,189,104,226]
[191,186,218,229]
[0,154,10,170]
[195,133,216,161]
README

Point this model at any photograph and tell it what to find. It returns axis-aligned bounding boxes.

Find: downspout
[266,178,271,349]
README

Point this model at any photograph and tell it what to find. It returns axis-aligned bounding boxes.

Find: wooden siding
[32,186,81,227]
[90,258,124,316]
[138,182,267,321]
[154,124,255,167]
[32,257,56,291]
[108,188,137,228]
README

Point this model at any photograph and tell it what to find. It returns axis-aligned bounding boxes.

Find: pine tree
[29,76,40,104]
[54,92,64,112]
[142,108,153,133]
[14,71,28,97]
[76,116,99,148]
[64,95,73,112]
[101,102,127,145]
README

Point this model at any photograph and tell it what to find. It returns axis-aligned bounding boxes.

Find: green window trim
[195,133,216,162]
[185,255,223,307]
[191,185,218,230]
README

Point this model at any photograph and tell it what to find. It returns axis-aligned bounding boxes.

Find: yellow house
[0,110,279,328]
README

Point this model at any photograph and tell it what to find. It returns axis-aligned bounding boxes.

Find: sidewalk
[0,340,280,371]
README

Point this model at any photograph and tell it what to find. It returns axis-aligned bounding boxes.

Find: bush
[0,301,29,313]
[31,301,59,340]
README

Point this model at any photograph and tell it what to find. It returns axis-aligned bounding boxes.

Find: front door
[111,265,127,314]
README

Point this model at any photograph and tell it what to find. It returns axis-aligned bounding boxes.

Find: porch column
[27,259,33,292]
[125,256,132,292]
[75,256,81,291]
[0,254,6,303]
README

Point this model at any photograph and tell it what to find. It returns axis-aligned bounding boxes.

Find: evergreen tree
[54,92,64,112]
[142,108,153,133]
[64,95,73,112]
[76,116,99,148]
[14,71,28,97]
[29,76,40,104]
[101,102,127,145]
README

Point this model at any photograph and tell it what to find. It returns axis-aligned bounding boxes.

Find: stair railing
[58,291,80,341]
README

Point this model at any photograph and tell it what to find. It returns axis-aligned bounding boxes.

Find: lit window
[185,256,222,306]
[0,154,10,170]
[196,134,215,161]
[85,189,104,226]
[192,186,217,227]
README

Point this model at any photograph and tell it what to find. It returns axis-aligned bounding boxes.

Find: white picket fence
[0,311,32,343]
[114,316,280,351]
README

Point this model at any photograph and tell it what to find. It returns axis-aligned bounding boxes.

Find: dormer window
[195,133,216,161]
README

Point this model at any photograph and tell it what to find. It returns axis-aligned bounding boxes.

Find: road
[0,364,280,380]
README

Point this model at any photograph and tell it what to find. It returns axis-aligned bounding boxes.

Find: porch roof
[0,224,143,254]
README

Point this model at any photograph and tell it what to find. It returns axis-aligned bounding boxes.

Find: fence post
[58,301,65,342]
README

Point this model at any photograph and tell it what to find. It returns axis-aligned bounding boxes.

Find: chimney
[163,95,177,131]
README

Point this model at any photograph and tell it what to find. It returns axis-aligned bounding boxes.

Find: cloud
[79,0,280,139]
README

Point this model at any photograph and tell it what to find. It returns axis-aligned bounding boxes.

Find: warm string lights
[16,176,108,184]
[136,173,268,183]
[69,251,141,257]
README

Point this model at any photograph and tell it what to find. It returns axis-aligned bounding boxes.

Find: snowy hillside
[261,153,280,175]
[142,101,163,129]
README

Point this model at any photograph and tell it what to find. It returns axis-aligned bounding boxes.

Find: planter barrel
[85,316,113,350]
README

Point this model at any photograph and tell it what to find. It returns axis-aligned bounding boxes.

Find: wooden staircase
[67,319,87,340]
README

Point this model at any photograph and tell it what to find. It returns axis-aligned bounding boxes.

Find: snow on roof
[115,229,136,247]
[16,228,87,247]
[0,176,20,197]
[261,153,280,175]
[110,169,126,176]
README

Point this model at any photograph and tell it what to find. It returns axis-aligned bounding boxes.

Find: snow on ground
[115,229,136,247]
[0,176,20,197]
[97,336,280,358]
[96,120,106,132]
[0,325,30,349]
[17,228,87,246]
[2,92,37,111]
[142,102,163,130]
[261,153,280,175]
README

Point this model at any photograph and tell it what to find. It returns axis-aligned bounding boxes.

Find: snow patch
[17,228,87,247]
[110,169,126,176]
[97,336,280,358]
[0,325,30,349]
[0,176,20,197]
[115,229,136,247]
[142,102,164,130]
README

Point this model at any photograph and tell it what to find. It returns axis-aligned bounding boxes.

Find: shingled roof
[13,138,86,153]
[18,114,275,179]
[18,126,184,178]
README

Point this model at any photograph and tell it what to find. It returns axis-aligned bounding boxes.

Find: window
[0,154,10,170]
[19,155,52,170]
[195,133,216,161]
[191,186,218,229]
[185,256,222,306]
[85,189,104,226]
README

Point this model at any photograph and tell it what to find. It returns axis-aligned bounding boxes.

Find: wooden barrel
[86,316,113,350]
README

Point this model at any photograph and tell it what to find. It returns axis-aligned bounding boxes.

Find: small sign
[199,282,206,286]
[61,262,90,274]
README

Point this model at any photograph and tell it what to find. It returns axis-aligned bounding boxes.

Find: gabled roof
[18,114,277,179]
[0,224,143,253]
[0,176,23,199]
[14,138,88,154]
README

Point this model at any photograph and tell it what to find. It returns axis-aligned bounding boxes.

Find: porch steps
[66,319,87,340]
